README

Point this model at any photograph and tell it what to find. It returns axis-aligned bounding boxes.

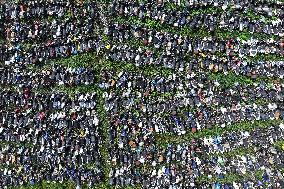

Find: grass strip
[274,140,284,151]
[113,15,280,41]
[156,119,282,147]
[29,51,173,78]
[7,181,76,189]
[95,89,113,189]
[197,170,265,184]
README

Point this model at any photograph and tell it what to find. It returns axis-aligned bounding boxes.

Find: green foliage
[8,181,76,189]
[96,90,112,189]
[246,10,261,20]
[274,140,284,151]
[208,71,254,88]
[197,169,265,184]
[114,15,280,41]
[156,119,282,147]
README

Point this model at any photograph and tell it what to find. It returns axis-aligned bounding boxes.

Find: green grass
[96,90,112,189]
[197,170,265,184]
[114,15,280,41]
[156,119,283,147]
[274,140,284,151]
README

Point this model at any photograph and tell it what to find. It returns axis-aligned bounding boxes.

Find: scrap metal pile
[0,0,284,188]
